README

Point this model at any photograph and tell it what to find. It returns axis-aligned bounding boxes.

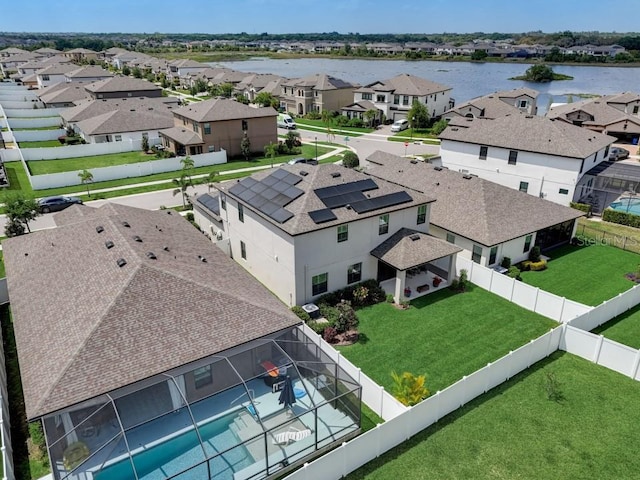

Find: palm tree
[321,109,335,142]
[172,173,193,209]
[78,169,94,197]
[180,155,195,171]
[364,109,378,128]
[264,141,278,168]
[206,171,218,193]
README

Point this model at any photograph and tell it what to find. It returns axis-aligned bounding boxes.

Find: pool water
[93,412,252,480]
[609,198,640,216]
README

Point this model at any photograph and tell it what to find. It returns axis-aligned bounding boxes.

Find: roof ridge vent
[433,166,443,171]
[122,221,130,227]
[105,240,114,249]
[410,234,420,241]
[116,258,127,267]
[133,235,143,242]
[146,252,157,260]
[163,246,170,251]
[197,255,207,263]
[96,225,104,233]
[463,174,473,179]
[299,170,308,176]
[410,159,418,164]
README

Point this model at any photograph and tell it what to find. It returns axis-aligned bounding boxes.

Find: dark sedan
[37,196,83,213]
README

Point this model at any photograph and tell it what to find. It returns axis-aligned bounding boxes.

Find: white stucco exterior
[353,88,452,121]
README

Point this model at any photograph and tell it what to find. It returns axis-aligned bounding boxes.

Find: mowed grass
[592,303,640,349]
[520,243,639,306]
[338,285,557,393]
[346,352,640,480]
[27,151,158,175]
[19,140,64,148]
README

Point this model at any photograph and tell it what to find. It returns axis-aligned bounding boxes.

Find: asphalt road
[1,129,440,233]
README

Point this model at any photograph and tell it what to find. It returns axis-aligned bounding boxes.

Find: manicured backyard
[338,285,557,393]
[592,303,640,349]
[520,243,639,306]
[27,151,161,174]
[346,352,640,480]
[18,140,63,148]
[295,118,373,136]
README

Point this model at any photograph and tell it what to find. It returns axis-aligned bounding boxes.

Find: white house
[36,63,78,89]
[438,113,616,206]
[193,164,460,305]
[349,73,453,121]
[444,88,538,120]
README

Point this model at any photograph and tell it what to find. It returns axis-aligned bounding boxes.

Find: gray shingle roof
[371,228,462,270]
[445,94,522,119]
[38,82,91,105]
[283,73,356,91]
[61,97,178,123]
[356,74,451,96]
[85,76,162,94]
[159,126,204,145]
[75,108,174,135]
[547,98,640,129]
[4,203,300,419]
[65,65,113,79]
[366,151,584,246]
[439,113,615,159]
[172,98,277,122]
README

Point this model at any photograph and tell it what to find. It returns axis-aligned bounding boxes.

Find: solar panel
[315,179,378,200]
[282,172,302,185]
[261,175,278,187]
[259,201,280,215]
[351,191,413,213]
[283,186,304,201]
[261,188,278,200]
[237,189,257,203]
[272,180,291,194]
[196,194,220,215]
[249,182,268,194]
[322,191,366,209]
[228,183,247,196]
[309,208,338,224]
[270,208,294,224]
[270,168,289,180]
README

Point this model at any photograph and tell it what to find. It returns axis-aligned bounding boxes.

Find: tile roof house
[193,163,460,305]
[366,151,584,267]
[159,98,277,157]
[4,203,361,480]
[349,73,453,122]
[438,113,616,206]
[281,73,357,115]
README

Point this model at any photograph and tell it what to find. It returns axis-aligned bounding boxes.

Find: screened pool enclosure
[42,328,361,480]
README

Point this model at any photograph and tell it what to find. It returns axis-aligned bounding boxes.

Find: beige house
[281,73,357,115]
[160,98,277,157]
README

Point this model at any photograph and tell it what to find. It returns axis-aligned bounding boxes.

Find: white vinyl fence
[3,108,64,118]
[22,138,141,161]
[0,101,44,110]
[455,257,592,322]
[13,129,65,142]
[0,279,14,480]
[5,117,60,130]
[0,150,20,162]
[567,283,640,332]
[284,327,562,480]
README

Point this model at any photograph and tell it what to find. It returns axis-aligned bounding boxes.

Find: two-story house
[84,77,163,99]
[347,73,453,122]
[281,74,357,115]
[64,65,114,84]
[444,88,538,120]
[193,163,461,305]
[35,63,79,89]
[159,98,277,157]
[438,113,616,206]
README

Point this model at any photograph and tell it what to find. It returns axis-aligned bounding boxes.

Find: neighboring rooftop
[356,73,451,96]
[84,76,162,94]
[172,97,277,122]
[283,73,356,91]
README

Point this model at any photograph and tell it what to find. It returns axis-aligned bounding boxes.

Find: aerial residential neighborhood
[0,2,640,480]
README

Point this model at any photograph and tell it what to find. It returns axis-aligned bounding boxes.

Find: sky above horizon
[1,0,637,35]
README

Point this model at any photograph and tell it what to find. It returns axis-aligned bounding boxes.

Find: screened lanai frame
[41,327,362,480]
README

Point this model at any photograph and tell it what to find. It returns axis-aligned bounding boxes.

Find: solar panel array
[229,169,303,224]
[308,208,337,224]
[350,191,414,213]
[196,193,220,216]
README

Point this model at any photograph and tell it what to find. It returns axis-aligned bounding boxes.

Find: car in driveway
[609,147,630,161]
[287,157,318,166]
[37,196,83,213]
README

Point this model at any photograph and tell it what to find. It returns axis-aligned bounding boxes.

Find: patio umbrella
[278,375,296,411]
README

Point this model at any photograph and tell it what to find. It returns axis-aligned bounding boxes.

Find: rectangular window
[559,188,569,195]
[114,135,122,142]
[523,234,532,252]
[238,203,244,222]
[519,100,528,108]
[416,205,427,224]
[376,94,385,102]
[402,95,409,106]
[378,214,389,235]
[42,74,50,81]
[208,145,215,152]
[633,105,639,114]
[242,120,248,131]
[508,150,518,165]
[472,245,482,264]
[347,263,362,284]
[446,233,455,244]
[312,273,328,296]
[604,145,610,158]
[337,224,348,243]
[393,95,400,105]
[192,122,199,134]
[362,93,372,100]
[479,145,488,160]
[519,181,529,193]
[489,246,498,265]
[204,123,211,135]
[193,365,212,389]
[240,240,246,259]
[220,194,226,210]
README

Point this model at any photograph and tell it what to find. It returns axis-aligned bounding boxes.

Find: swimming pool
[609,197,640,216]
[93,411,252,480]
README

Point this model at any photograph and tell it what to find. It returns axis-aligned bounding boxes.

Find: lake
[215,58,640,113]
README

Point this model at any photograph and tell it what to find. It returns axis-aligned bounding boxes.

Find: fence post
[631,350,640,380]
[593,335,604,363]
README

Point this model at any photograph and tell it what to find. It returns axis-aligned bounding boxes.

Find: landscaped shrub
[291,305,311,322]
[501,256,511,269]
[529,260,548,271]
[386,293,394,303]
[333,301,359,333]
[391,371,430,406]
[305,111,321,120]
[347,118,364,128]
[316,279,385,308]
[352,285,369,306]
[319,304,339,325]
[570,201,592,214]
[528,245,541,262]
[322,326,338,343]
[458,269,468,291]
[603,208,640,228]
[508,266,522,280]
[307,320,326,334]
[342,151,360,169]
[334,115,349,126]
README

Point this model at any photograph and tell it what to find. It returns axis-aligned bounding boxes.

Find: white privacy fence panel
[0,289,15,480]
[23,138,141,160]
[14,129,65,142]
[7,116,60,129]
[4,107,65,118]
[0,149,21,162]
[0,100,43,110]
[569,283,640,331]
[511,282,538,311]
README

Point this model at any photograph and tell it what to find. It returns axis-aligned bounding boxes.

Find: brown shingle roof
[356,74,451,96]
[172,98,277,122]
[75,108,174,135]
[366,151,584,246]
[85,76,161,94]
[4,203,299,419]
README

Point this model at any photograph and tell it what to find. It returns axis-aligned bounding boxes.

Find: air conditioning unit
[216,231,223,241]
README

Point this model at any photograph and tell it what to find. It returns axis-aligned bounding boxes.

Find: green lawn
[27,151,159,175]
[519,243,639,306]
[387,129,440,144]
[338,285,556,393]
[19,140,64,148]
[11,125,61,131]
[592,303,640,349]
[346,352,640,480]
[295,118,373,136]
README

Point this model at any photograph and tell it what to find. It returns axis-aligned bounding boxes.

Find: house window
[604,145,610,158]
[193,365,212,389]
[508,150,518,165]
[221,195,226,210]
[523,234,532,252]
[416,205,427,224]
[41,74,49,81]
[238,203,244,222]
[97,94,103,99]
[519,181,529,193]
[472,245,482,264]
[489,246,498,265]
[376,95,385,103]
[362,93,372,100]
[204,123,211,135]
[402,95,409,106]
[379,214,389,235]
[559,188,569,195]
[193,122,200,134]
[208,145,215,152]
[393,95,400,105]
[312,273,328,296]
[240,240,247,259]
[446,233,455,244]
[337,224,348,243]
[479,145,488,160]
[347,263,362,284]
[519,100,528,108]
[633,106,639,114]
[242,120,248,131]
[115,135,122,142]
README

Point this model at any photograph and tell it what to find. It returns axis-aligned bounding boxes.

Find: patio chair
[272,427,312,445]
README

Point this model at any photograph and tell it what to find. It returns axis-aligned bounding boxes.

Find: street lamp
[315,136,318,162]
[410,116,415,141]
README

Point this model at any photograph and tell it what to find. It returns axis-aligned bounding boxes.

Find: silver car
[609,147,630,161]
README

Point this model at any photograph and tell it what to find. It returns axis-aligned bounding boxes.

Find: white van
[390,119,409,132]
[277,113,297,130]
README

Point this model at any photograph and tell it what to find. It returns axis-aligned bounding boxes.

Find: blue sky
[1,0,637,34]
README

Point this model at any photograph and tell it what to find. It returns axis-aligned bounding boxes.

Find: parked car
[609,147,630,161]
[288,157,318,166]
[37,196,83,213]
[390,118,409,132]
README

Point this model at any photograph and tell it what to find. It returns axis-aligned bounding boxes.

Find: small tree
[284,131,300,151]
[206,171,218,193]
[240,132,251,161]
[264,141,278,168]
[121,65,131,76]
[471,49,488,61]
[363,109,378,128]
[407,100,430,130]
[333,300,358,334]
[342,151,359,169]
[172,173,193,209]
[141,135,149,153]
[78,169,94,197]
[219,82,234,98]
[431,119,449,136]
[391,371,430,406]
[4,192,40,234]
[132,66,142,79]
[254,91,277,107]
